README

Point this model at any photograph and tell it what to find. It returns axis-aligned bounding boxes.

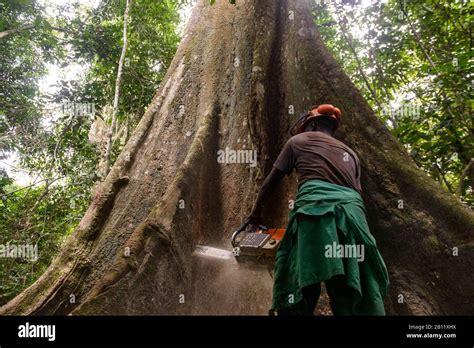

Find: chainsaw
[193,221,286,270]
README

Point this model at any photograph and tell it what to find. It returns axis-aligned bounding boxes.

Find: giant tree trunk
[1,0,472,316]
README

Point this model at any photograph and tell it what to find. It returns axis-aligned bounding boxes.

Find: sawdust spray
[189,256,274,315]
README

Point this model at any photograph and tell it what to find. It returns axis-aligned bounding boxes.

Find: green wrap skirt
[271,179,389,315]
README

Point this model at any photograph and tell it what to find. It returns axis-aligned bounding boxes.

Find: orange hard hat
[290,104,342,135]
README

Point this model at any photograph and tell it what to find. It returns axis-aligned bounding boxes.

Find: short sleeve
[354,153,361,180]
[354,153,362,192]
[357,159,361,180]
[273,139,295,175]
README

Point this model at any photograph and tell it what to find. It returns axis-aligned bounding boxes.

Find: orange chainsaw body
[193,224,286,269]
[232,227,287,266]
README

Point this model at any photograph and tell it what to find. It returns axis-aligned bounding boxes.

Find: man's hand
[246,212,263,226]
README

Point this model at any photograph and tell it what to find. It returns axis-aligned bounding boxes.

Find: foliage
[0,180,90,304]
[0,0,64,157]
[0,0,182,301]
[312,0,473,205]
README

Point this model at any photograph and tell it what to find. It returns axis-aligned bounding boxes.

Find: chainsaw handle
[231,220,267,247]
[231,222,248,247]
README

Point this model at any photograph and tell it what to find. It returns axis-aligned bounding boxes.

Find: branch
[398,0,436,69]
[456,158,473,197]
[0,175,63,199]
[0,25,74,40]
[433,162,453,194]
[0,25,35,39]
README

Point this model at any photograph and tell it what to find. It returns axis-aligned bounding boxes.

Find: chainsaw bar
[193,245,237,263]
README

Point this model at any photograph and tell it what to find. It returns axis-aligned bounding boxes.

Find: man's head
[304,116,338,136]
[290,104,342,136]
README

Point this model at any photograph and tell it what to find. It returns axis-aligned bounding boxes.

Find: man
[247,104,389,316]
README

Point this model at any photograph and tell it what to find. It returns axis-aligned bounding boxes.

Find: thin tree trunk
[1,0,472,316]
[0,25,34,39]
[0,25,74,39]
[104,0,131,176]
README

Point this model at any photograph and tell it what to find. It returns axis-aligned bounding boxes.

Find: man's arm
[247,167,285,225]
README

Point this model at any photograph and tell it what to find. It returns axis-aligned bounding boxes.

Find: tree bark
[1,0,472,316]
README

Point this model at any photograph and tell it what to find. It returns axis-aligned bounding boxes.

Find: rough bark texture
[1,0,473,316]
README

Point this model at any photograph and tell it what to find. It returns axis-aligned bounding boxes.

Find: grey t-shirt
[273,131,362,193]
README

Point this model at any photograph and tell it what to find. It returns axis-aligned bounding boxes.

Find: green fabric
[271,179,389,315]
